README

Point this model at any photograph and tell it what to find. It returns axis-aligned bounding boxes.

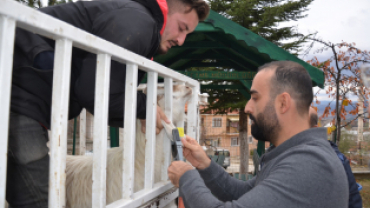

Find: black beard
[249,101,280,143]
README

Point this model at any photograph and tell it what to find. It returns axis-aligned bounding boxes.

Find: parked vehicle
[215,148,231,169]
[202,146,230,169]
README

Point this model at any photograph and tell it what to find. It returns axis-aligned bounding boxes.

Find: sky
[280,0,370,58]
[278,0,370,113]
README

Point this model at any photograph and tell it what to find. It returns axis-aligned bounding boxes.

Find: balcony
[226,118,239,134]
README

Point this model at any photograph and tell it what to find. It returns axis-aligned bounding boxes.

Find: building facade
[199,108,260,158]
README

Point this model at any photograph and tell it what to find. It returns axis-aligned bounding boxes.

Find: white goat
[65,85,192,208]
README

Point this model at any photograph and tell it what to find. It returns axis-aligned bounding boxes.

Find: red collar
[156,0,168,35]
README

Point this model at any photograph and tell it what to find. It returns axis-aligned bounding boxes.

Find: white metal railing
[0,0,200,207]
[79,109,87,155]
[0,14,16,208]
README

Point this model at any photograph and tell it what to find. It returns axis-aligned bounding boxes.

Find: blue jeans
[6,112,49,208]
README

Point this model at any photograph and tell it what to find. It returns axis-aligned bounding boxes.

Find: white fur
[65,85,192,208]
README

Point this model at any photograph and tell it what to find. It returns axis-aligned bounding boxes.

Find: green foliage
[338,132,356,154]
[210,0,314,55]
[204,85,248,113]
[14,0,43,8]
[14,0,72,8]
[48,0,72,6]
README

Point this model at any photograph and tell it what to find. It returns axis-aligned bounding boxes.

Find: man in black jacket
[309,107,363,208]
[7,0,209,207]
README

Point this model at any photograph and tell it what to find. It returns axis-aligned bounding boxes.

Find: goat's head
[143,85,192,125]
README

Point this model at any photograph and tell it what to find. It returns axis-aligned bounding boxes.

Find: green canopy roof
[154,10,324,88]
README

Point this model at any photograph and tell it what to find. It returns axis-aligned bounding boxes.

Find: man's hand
[168,161,194,187]
[140,105,170,134]
[182,135,211,170]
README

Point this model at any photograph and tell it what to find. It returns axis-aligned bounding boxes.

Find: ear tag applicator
[171,127,185,161]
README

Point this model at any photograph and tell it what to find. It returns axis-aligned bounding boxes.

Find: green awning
[154,10,324,88]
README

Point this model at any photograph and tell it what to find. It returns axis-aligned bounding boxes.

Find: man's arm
[177,147,349,208]
[179,168,257,208]
[196,160,256,201]
[169,136,255,203]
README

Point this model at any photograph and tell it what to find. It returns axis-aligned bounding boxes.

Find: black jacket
[329,141,363,208]
[11,0,166,128]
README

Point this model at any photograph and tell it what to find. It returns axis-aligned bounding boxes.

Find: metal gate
[0,0,200,207]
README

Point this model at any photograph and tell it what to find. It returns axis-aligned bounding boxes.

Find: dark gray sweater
[179,128,349,208]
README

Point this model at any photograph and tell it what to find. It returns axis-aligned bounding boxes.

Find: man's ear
[276,92,291,114]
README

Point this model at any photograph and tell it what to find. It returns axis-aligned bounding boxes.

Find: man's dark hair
[258,61,313,116]
[167,0,210,21]
[309,111,318,128]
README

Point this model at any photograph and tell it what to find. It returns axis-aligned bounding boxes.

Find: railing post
[175,82,185,129]
[145,72,158,189]
[72,118,77,155]
[122,63,138,199]
[79,108,86,155]
[0,15,16,207]
[162,78,173,181]
[49,38,73,208]
[187,84,200,140]
[92,53,111,208]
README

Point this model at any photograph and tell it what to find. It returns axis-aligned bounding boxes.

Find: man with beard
[168,61,349,208]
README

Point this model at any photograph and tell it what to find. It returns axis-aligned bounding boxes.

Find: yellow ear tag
[177,127,185,138]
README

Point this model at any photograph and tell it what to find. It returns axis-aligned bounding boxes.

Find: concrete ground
[225,158,255,174]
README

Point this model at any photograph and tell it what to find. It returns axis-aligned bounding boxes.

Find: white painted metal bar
[92,54,111,208]
[162,78,173,181]
[122,63,138,199]
[158,189,179,208]
[0,0,199,88]
[0,1,202,207]
[174,82,185,128]
[0,15,16,208]
[49,39,73,208]
[79,108,86,155]
[145,72,158,189]
[106,181,175,208]
[187,84,200,140]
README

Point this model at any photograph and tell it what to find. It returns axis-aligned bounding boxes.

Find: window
[231,137,239,146]
[212,118,222,127]
[211,139,219,147]
[230,121,239,128]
